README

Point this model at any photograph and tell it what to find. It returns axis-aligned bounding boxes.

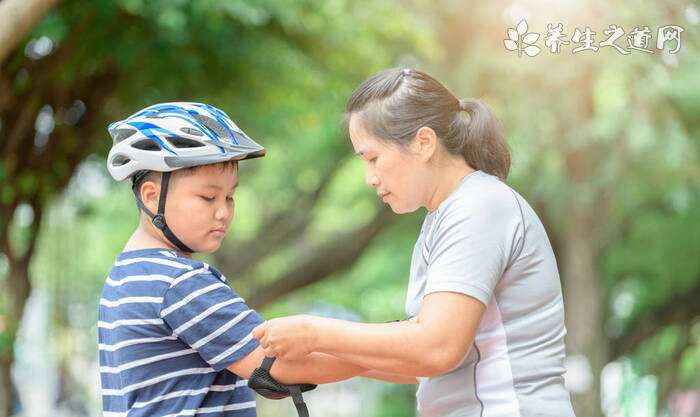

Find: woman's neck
[425,158,475,213]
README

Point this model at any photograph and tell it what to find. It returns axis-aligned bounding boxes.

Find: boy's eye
[200,196,215,202]
[226,196,234,202]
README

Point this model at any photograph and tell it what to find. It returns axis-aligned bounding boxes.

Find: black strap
[264,358,311,417]
[261,356,276,371]
[157,172,170,214]
[248,357,315,417]
[131,171,194,253]
[288,385,310,417]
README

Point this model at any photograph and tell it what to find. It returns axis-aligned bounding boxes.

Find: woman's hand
[252,315,319,360]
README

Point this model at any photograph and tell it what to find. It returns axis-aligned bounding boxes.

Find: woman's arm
[228,347,367,385]
[254,291,485,377]
[361,370,418,384]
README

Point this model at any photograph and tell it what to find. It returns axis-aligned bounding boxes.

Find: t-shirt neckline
[117,247,180,261]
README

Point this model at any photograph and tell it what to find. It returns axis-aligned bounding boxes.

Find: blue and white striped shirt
[98,248,263,417]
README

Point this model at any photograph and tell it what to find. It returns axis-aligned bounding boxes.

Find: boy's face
[144,163,239,254]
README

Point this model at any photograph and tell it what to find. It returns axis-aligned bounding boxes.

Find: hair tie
[457,99,468,112]
[459,98,477,112]
[402,68,411,76]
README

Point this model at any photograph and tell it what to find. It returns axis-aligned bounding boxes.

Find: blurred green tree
[3,1,700,416]
[423,1,699,415]
[0,0,434,414]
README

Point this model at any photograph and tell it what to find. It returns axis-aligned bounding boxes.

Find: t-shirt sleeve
[160,269,263,371]
[424,197,523,307]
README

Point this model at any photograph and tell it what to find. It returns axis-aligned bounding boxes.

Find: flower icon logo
[504,19,541,57]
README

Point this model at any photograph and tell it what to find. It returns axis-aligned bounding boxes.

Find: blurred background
[0,0,699,416]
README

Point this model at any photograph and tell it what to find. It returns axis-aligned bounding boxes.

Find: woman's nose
[366,173,380,188]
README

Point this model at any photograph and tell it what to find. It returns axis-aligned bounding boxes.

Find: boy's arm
[159,268,363,384]
[228,345,367,385]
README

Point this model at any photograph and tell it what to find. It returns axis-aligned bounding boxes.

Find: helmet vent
[180,127,204,136]
[111,154,131,166]
[167,136,206,148]
[110,128,137,143]
[194,114,231,139]
[131,139,161,151]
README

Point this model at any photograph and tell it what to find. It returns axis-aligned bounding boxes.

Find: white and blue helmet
[107,102,266,181]
[106,102,265,253]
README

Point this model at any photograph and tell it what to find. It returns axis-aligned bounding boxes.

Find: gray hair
[345,68,511,180]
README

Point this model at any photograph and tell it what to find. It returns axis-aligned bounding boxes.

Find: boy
[99,102,365,417]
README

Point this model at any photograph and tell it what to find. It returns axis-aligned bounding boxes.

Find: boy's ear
[139,180,160,213]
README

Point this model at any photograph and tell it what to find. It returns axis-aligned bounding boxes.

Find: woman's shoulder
[438,171,523,219]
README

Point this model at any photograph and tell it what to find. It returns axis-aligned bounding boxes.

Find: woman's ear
[413,126,438,161]
[139,180,160,213]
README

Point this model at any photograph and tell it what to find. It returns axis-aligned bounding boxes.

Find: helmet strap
[131,171,194,254]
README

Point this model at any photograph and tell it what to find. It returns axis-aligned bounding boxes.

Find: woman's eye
[369,157,377,163]
[200,196,215,202]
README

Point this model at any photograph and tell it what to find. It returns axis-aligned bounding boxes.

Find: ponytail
[457,98,511,180]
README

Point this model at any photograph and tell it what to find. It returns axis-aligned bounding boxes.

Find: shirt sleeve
[424,196,523,307]
[160,269,263,371]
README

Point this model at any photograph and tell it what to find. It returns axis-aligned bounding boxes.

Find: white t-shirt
[405,170,575,417]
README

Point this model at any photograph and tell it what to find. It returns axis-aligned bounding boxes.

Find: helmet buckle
[152,214,166,230]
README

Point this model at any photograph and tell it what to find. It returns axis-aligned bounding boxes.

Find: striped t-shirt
[98,248,264,417]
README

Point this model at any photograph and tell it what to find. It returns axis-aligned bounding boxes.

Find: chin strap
[132,171,194,253]
[248,356,316,417]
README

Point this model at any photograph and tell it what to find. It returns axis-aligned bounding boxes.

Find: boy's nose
[215,204,233,221]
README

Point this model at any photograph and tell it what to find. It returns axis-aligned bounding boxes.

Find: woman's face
[348,115,432,214]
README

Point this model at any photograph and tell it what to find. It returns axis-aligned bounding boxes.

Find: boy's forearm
[271,352,367,385]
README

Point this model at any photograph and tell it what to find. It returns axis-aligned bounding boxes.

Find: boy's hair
[132,160,237,210]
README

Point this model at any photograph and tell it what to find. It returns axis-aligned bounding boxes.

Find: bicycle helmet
[106,102,266,253]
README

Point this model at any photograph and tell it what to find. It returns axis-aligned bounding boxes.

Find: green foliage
[6,1,438,415]
[5,0,700,415]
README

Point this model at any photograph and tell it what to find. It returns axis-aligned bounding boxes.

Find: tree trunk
[0,198,43,417]
[0,352,12,417]
[562,204,607,417]
[0,260,31,417]
[0,0,59,66]
[247,206,395,309]
[0,355,10,417]
[654,324,690,416]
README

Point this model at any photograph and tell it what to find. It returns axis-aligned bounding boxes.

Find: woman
[253,68,576,417]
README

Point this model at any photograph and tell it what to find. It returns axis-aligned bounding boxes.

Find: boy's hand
[252,315,318,360]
